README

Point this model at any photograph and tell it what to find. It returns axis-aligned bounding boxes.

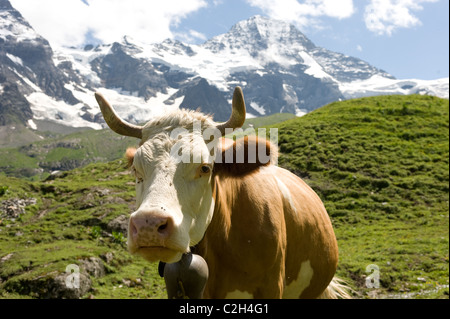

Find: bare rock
[107,215,128,235]
[0,198,37,219]
[79,257,105,278]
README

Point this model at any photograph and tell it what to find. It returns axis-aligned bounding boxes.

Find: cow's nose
[129,210,174,247]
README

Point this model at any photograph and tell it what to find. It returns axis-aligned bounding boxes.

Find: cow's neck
[194,173,249,298]
[195,173,228,242]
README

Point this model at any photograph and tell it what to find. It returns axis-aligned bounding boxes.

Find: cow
[94,87,350,299]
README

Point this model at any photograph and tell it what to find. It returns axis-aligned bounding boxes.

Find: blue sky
[10,0,449,80]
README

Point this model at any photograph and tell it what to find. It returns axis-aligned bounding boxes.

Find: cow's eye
[195,164,212,179]
[200,165,211,174]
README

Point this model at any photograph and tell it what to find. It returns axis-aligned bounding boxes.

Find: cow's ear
[125,147,137,168]
[213,136,276,176]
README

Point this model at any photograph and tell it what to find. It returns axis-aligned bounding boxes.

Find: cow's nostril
[157,218,173,238]
[158,222,168,233]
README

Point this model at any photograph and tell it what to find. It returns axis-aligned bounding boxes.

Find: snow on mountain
[298,51,333,80]
[1,0,448,133]
[0,0,99,129]
[0,0,37,43]
[339,75,449,100]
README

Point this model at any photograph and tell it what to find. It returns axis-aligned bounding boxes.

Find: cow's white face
[128,130,218,263]
[94,87,246,263]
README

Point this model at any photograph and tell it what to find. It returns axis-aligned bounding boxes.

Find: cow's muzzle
[128,208,185,262]
[129,208,174,247]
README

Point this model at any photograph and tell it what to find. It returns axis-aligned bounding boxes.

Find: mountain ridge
[0,0,448,137]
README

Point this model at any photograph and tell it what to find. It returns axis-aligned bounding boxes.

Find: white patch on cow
[283,260,314,299]
[274,176,297,213]
[225,290,254,299]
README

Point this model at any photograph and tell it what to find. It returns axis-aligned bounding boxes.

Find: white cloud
[364,0,439,36]
[246,0,355,30]
[175,29,208,43]
[10,0,207,47]
[356,44,363,52]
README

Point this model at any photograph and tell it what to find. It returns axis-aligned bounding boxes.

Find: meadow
[0,94,448,298]
[272,94,448,298]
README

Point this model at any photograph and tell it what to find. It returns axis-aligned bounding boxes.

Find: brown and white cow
[95,87,349,299]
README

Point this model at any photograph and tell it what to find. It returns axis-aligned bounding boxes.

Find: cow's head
[95,87,246,263]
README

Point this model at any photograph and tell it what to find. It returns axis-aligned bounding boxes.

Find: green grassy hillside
[0,94,448,299]
[273,94,449,298]
[0,128,137,180]
[0,112,294,180]
[0,160,166,299]
[242,112,296,130]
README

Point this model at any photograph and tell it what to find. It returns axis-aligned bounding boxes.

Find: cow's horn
[95,92,143,139]
[216,87,246,136]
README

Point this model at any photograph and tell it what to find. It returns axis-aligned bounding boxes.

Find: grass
[242,112,296,130]
[0,128,137,180]
[0,94,448,299]
[271,94,449,298]
[0,160,166,299]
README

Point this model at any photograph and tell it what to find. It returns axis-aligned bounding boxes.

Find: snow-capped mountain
[0,0,84,127]
[0,0,448,132]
